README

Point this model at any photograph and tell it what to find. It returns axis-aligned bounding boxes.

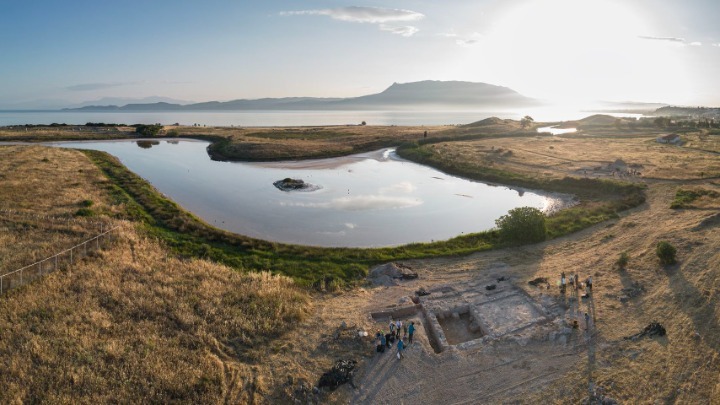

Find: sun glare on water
[473,0,691,105]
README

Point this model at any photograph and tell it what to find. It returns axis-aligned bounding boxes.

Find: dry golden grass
[683,131,720,154]
[428,134,720,180]
[0,145,320,403]
[0,126,136,141]
[0,224,311,403]
[0,146,116,271]
[517,183,720,404]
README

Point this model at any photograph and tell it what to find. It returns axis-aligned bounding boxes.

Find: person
[397,337,405,359]
[383,332,390,348]
[560,272,566,294]
[396,320,402,338]
[587,276,593,292]
[574,274,579,290]
[376,331,385,353]
[389,319,396,338]
[402,323,408,339]
[408,321,415,344]
[386,329,395,345]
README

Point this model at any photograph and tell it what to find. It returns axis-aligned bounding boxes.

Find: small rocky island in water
[273,178,320,192]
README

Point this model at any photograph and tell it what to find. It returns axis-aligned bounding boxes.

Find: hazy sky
[2,0,719,107]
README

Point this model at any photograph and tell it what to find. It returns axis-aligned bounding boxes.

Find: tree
[495,206,546,244]
[520,115,534,129]
[134,123,163,137]
[656,241,677,265]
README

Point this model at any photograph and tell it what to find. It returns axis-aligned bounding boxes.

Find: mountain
[73,96,195,108]
[63,80,541,112]
[335,80,538,109]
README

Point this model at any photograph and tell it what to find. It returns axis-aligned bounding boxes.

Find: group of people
[559,271,593,296]
[375,318,416,360]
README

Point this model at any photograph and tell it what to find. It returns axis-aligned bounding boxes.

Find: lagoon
[49,140,566,247]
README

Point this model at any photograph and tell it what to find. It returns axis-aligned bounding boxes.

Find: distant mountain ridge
[63,80,540,112]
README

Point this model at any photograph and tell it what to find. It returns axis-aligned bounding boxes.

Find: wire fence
[0,225,120,295]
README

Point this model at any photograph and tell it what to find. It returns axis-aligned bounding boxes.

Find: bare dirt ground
[308,179,719,404]
[294,135,720,404]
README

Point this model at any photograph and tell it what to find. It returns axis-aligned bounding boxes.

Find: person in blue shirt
[408,322,415,344]
[397,337,405,359]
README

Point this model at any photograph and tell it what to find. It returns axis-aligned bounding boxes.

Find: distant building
[656,134,682,145]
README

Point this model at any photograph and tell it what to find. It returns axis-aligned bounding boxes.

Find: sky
[1,0,719,108]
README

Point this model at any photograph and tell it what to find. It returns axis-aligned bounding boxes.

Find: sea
[0,109,643,127]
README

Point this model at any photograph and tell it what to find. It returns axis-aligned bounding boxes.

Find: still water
[0,109,642,127]
[50,140,566,247]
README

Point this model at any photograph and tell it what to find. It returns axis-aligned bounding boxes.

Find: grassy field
[0,146,312,403]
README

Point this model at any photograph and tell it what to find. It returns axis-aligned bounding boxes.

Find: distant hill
[462,117,516,127]
[63,80,541,112]
[652,106,720,117]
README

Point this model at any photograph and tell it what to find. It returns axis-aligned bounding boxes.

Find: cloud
[282,195,422,211]
[638,36,704,47]
[65,82,140,91]
[439,31,483,47]
[379,24,419,37]
[282,6,423,23]
[281,6,424,36]
[713,43,720,47]
[379,181,416,194]
[456,38,479,47]
[638,35,686,43]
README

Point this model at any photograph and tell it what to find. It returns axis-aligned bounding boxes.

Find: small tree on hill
[495,206,546,244]
[520,115,534,129]
[656,241,677,265]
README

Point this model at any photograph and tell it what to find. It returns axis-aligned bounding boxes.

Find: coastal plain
[0,118,719,403]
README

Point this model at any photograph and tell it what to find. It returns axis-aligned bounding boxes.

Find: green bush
[75,208,94,217]
[81,199,94,207]
[656,241,677,265]
[134,124,163,137]
[495,207,547,244]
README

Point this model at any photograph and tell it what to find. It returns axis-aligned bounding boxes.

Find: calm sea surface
[0,109,641,127]
[47,140,567,247]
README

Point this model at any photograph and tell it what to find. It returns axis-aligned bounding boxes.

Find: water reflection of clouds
[379,181,416,194]
[281,195,422,211]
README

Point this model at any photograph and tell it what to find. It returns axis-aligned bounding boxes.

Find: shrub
[656,241,677,265]
[75,208,94,217]
[495,206,547,244]
[616,251,629,269]
[134,124,163,137]
[81,199,94,207]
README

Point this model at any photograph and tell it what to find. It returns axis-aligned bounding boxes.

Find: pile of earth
[273,178,320,192]
[368,262,418,286]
